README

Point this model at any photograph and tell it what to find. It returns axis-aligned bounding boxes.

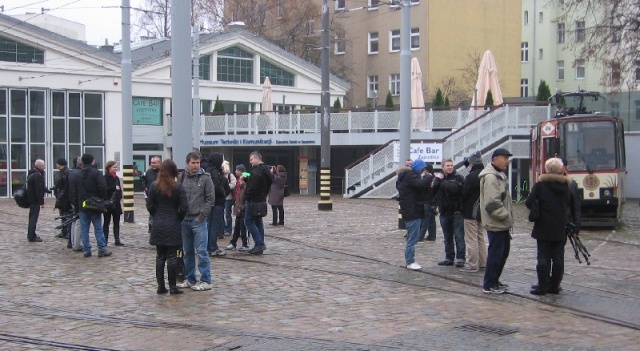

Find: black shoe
[530,287,547,295]
[98,250,112,257]
[114,241,124,247]
[55,233,64,238]
[547,286,561,294]
[438,259,454,266]
[169,287,184,295]
[157,287,169,294]
[278,222,284,226]
[270,223,278,226]
[28,237,43,242]
[425,236,436,241]
[454,260,465,268]
[84,252,92,258]
[73,248,83,252]
[248,246,265,255]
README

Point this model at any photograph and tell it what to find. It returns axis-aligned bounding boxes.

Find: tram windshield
[563,120,617,171]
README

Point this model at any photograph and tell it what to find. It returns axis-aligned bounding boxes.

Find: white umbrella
[468,50,504,122]
[261,77,274,128]
[410,58,427,131]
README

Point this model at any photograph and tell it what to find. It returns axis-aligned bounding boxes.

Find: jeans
[244,201,266,248]
[404,219,422,265]
[536,240,565,291]
[483,230,511,290]
[27,204,41,240]
[79,211,107,253]
[207,205,224,252]
[439,213,465,261]
[224,199,234,234]
[419,205,436,241]
[463,219,487,269]
[181,219,211,284]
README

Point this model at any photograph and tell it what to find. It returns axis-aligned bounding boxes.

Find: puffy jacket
[244,163,273,202]
[526,173,570,241]
[396,166,433,221]
[461,164,484,220]
[479,164,513,231]
[179,168,214,220]
[433,171,465,215]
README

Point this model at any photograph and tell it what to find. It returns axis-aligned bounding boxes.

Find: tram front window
[563,121,616,171]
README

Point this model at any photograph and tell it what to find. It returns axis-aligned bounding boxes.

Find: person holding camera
[103,161,124,246]
[268,165,287,226]
[460,152,486,273]
[418,163,437,242]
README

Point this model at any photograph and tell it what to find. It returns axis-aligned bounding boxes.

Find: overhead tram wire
[0,0,82,34]
[6,0,52,12]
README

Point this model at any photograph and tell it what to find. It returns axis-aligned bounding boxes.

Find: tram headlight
[600,188,614,198]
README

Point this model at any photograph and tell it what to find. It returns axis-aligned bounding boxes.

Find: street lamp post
[318,0,332,211]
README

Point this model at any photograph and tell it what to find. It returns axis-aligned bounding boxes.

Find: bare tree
[133,0,222,39]
[556,0,640,90]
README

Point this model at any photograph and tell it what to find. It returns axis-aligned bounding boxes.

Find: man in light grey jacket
[479,148,514,294]
[177,152,215,291]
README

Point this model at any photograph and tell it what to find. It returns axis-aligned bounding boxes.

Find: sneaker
[498,281,509,290]
[459,264,478,273]
[238,246,250,252]
[210,249,227,256]
[483,286,506,294]
[177,280,195,288]
[406,262,422,270]
[83,251,92,258]
[225,244,236,250]
[98,250,112,257]
[191,281,212,291]
[437,259,454,266]
[454,259,465,268]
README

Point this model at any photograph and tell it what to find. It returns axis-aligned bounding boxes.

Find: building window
[539,49,543,60]
[411,28,420,49]
[389,74,400,96]
[635,100,640,120]
[610,26,621,43]
[367,75,379,99]
[217,46,254,83]
[410,0,420,4]
[539,12,543,23]
[557,23,565,43]
[335,0,345,11]
[575,59,585,79]
[520,79,529,97]
[199,54,210,80]
[524,11,528,25]
[521,42,529,62]
[390,30,400,52]
[557,60,565,80]
[610,63,621,85]
[334,37,345,55]
[635,59,640,81]
[306,20,315,36]
[369,0,379,10]
[368,32,379,54]
[0,35,44,64]
[609,102,619,117]
[201,100,212,114]
[260,59,295,87]
[576,21,585,42]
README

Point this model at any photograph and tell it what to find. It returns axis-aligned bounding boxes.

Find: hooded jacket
[479,164,513,231]
[206,153,227,205]
[396,166,433,221]
[461,163,484,220]
[526,173,571,241]
[180,168,214,221]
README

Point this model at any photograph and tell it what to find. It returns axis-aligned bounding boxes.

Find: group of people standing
[397,148,580,295]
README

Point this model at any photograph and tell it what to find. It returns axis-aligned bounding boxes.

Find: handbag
[528,197,540,222]
[82,196,109,213]
[283,184,291,197]
[251,201,268,217]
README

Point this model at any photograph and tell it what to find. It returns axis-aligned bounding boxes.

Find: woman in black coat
[103,161,124,246]
[268,165,287,226]
[526,158,571,295]
[147,159,189,295]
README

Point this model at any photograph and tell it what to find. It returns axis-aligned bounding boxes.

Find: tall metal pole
[121,0,134,222]
[192,24,200,149]
[171,1,192,164]
[318,0,332,211]
[399,0,411,162]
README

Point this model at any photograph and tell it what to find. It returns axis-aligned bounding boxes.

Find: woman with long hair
[103,161,124,246]
[147,159,189,295]
[268,165,287,226]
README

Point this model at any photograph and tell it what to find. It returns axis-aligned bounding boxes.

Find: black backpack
[14,174,33,208]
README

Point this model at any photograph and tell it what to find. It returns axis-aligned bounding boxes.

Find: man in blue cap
[396,159,434,270]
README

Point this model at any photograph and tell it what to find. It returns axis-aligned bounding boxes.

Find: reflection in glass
[11,171,26,194]
[53,144,66,164]
[69,119,80,143]
[52,119,65,142]
[84,94,103,118]
[84,119,103,144]
[10,90,26,115]
[84,147,103,170]
[10,144,26,168]
[69,93,81,117]
[30,118,45,142]
[0,89,6,115]
[69,145,81,160]
[30,144,45,165]
[52,91,65,116]
[29,91,45,116]
[11,117,26,142]
[0,144,7,168]
[0,172,7,197]
[0,116,6,142]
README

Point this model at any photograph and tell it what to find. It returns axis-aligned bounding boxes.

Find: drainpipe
[532,0,537,97]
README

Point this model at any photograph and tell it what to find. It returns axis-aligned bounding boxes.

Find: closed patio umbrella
[261,77,274,128]
[468,50,504,122]
[410,58,427,131]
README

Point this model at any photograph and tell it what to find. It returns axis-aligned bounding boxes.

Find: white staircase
[344,104,552,198]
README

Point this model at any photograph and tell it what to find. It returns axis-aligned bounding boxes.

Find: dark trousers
[103,212,121,244]
[483,230,511,290]
[271,205,284,225]
[156,245,181,289]
[536,240,565,291]
[418,204,436,241]
[27,204,41,240]
[440,213,465,261]
[230,214,248,247]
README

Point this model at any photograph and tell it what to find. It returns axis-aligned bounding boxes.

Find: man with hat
[53,158,72,239]
[478,148,513,293]
[396,158,434,270]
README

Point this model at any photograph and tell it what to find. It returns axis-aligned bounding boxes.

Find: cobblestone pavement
[0,196,639,350]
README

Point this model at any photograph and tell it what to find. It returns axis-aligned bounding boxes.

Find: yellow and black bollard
[122,164,135,223]
[318,167,332,211]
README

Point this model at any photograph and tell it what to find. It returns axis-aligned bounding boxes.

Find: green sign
[133,97,163,125]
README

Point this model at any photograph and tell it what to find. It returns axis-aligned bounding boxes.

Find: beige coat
[479,164,513,232]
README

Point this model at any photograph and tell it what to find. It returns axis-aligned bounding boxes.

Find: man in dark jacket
[418,163,437,241]
[433,157,466,267]
[397,159,434,270]
[243,151,273,255]
[26,159,46,242]
[54,158,72,239]
[67,156,83,250]
[205,152,228,256]
[69,154,112,258]
[460,152,486,272]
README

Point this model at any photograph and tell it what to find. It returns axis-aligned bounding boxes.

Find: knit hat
[410,159,427,174]
[81,153,94,166]
[235,164,246,172]
[467,151,483,166]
